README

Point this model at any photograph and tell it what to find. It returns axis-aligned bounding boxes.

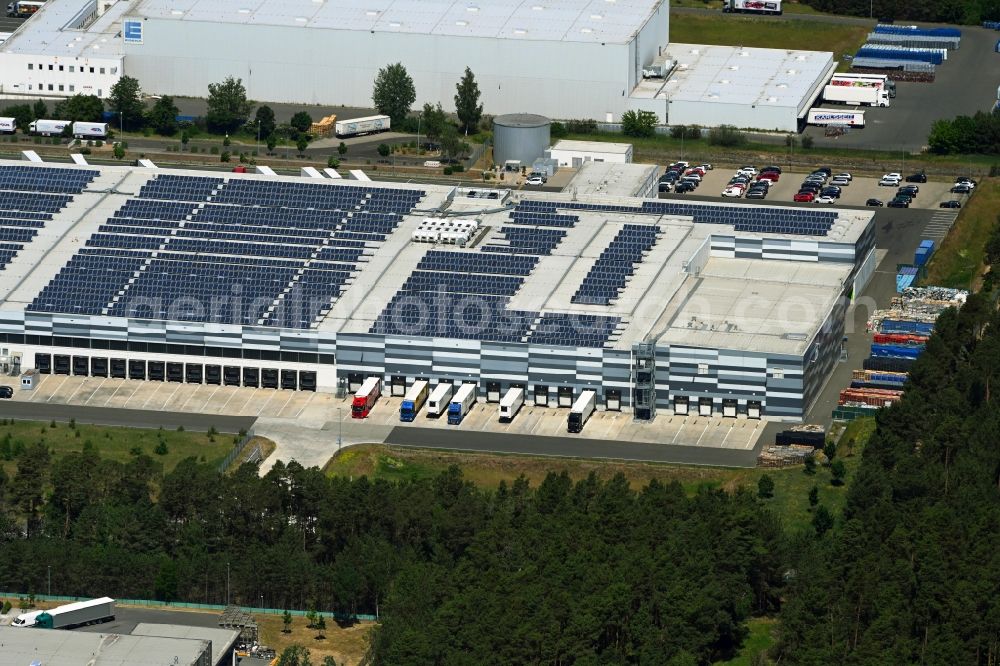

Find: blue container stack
[875,24,961,37]
[914,239,934,266]
[984,21,1000,30]
[896,266,919,292]
[871,343,924,359]
[880,318,935,335]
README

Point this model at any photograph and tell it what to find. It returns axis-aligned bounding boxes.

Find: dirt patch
[256,613,373,666]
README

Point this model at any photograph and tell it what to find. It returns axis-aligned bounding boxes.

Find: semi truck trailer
[426,383,453,418]
[399,380,428,422]
[823,84,891,107]
[567,390,596,433]
[830,73,896,98]
[0,117,15,133]
[13,597,115,629]
[29,119,68,136]
[722,0,782,15]
[7,0,43,17]
[72,121,108,139]
[498,387,524,423]
[447,383,477,425]
[335,115,390,138]
[351,376,381,419]
[807,108,866,127]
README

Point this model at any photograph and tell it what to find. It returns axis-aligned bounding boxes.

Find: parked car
[814,167,833,177]
[866,198,884,207]
[745,189,767,199]
[793,192,816,202]
[905,172,927,183]
[880,175,901,187]
[939,200,962,208]
[885,172,902,180]
[887,198,910,208]
[898,185,919,197]
[0,385,12,399]
[737,166,758,176]
[834,172,852,181]
[954,177,977,189]
[722,186,744,198]
[757,172,779,182]
[525,177,545,186]
[697,163,713,171]
[658,182,673,192]
[821,186,842,196]
[816,195,836,204]
[950,184,972,194]
[761,165,782,174]
[830,176,850,187]
[674,181,696,193]
[682,172,702,182]
[799,183,823,193]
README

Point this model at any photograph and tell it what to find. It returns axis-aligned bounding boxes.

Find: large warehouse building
[0,160,875,420]
[0,0,830,129]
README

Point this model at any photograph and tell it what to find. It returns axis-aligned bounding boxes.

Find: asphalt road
[385,426,760,467]
[672,5,878,26]
[74,606,224,635]
[0,401,255,432]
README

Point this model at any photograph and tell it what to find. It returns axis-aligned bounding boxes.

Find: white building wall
[547,147,632,167]
[0,52,122,99]
[660,99,800,132]
[123,19,639,121]
[631,1,670,92]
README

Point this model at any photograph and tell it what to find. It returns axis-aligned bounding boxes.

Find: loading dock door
[185,364,203,384]
[534,385,548,406]
[110,358,127,379]
[167,362,184,383]
[673,395,689,415]
[391,375,406,397]
[205,365,222,385]
[54,355,70,375]
[486,381,501,403]
[262,369,279,389]
[224,366,241,386]
[747,400,762,419]
[281,370,298,390]
[129,359,146,380]
[243,367,260,388]
[347,373,363,392]
[557,386,574,408]
[605,389,621,411]
[73,356,89,376]
[91,357,108,378]
[299,371,317,392]
[149,361,165,381]
[722,398,737,418]
[35,353,51,374]
[698,397,713,417]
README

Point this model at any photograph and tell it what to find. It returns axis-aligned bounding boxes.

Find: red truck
[352,376,381,418]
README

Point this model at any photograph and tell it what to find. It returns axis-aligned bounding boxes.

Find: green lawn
[668,12,868,62]
[923,178,999,290]
[715,617,779,665]
[0,418,235,476]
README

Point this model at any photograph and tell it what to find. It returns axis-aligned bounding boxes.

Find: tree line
[927,110,1000,155]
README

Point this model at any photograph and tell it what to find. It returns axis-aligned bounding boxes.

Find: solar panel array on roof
[482,226,568,255]
[28,174,426,327]
[572,224,660,305]
[0,165,96,271]
[529,312,622,348]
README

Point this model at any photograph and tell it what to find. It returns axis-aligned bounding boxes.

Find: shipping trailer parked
[447,383,477,425]
[567,390,596,433]
[499,387,524,422]
[13,597,115,629]
[722,0,782,15]
[29,119,68,136]
[399,380,429,422]
[427,382,454,418]
[807,108,866,127]
[335,115,390,138]
[351,376,381,418]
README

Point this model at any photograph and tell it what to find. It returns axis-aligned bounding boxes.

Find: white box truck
[447,383,477,425]
[13,597,115,629]
[0,117,15,133]
[29,119,68,136]
[399,379,429,422]
[72,121,108,139]
[498,387,524,423]
[335,115,390,138]
[823,84,890,107]
[807,108,866,127]
[7,0,43,17]
[722,0,782,15]
[567,390,596,433]
[427,382,454,418]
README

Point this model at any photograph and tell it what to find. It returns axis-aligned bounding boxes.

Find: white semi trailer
[823,84,891,107]
[807,108,866,127]
[722,0,782,15]
[335,115,390,138]
[12,597,115,629]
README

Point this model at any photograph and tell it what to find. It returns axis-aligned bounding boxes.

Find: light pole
[256,120,260,157]
[47,565,50,596]
[226,561,230,605]
[337,406,343,451]
[416,116,421,155]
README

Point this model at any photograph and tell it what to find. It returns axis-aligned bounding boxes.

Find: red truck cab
[351,376,381,418]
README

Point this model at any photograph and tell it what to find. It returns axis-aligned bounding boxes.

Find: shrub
[621,110,658,138]
[565,119,598,134]
[707,125,747,147]
[801,135,815,150]
[451,164,464,173]
[550,121,567,138]
[210,146,219,154]
[443,166,454,175]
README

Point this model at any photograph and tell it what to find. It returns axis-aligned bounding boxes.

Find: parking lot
[662,165,965,209]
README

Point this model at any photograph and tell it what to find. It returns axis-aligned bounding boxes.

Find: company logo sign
[123,19,143,44]
[815,113,860,123]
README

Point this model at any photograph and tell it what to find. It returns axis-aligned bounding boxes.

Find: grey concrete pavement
[0,400,255,432]
[74,606,223,635]
[384,426,761,467]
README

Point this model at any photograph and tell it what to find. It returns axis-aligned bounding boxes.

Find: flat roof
[133,623,239,666]
[565,161,657,197]
[0,626,209,666]
[631,43,834,109]
[124,0,663,44]
[551,140,633,154]
[0,0,127,58]
[0,160,873,357]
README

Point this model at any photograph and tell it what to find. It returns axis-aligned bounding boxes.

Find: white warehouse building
[0,0,833,130]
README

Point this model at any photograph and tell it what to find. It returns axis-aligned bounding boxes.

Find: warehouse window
[58,84,64,91]
[48,64,52,70]
[110,67,117,74]
[59,65,64,71]
[27,63,32,70]
[697,363,709,375]
[89,66,94,73]
[47,84,53,91]
[69,85,75,92]
[99,67,105,74]
[770,368,784,379]
[69,65,74,72]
